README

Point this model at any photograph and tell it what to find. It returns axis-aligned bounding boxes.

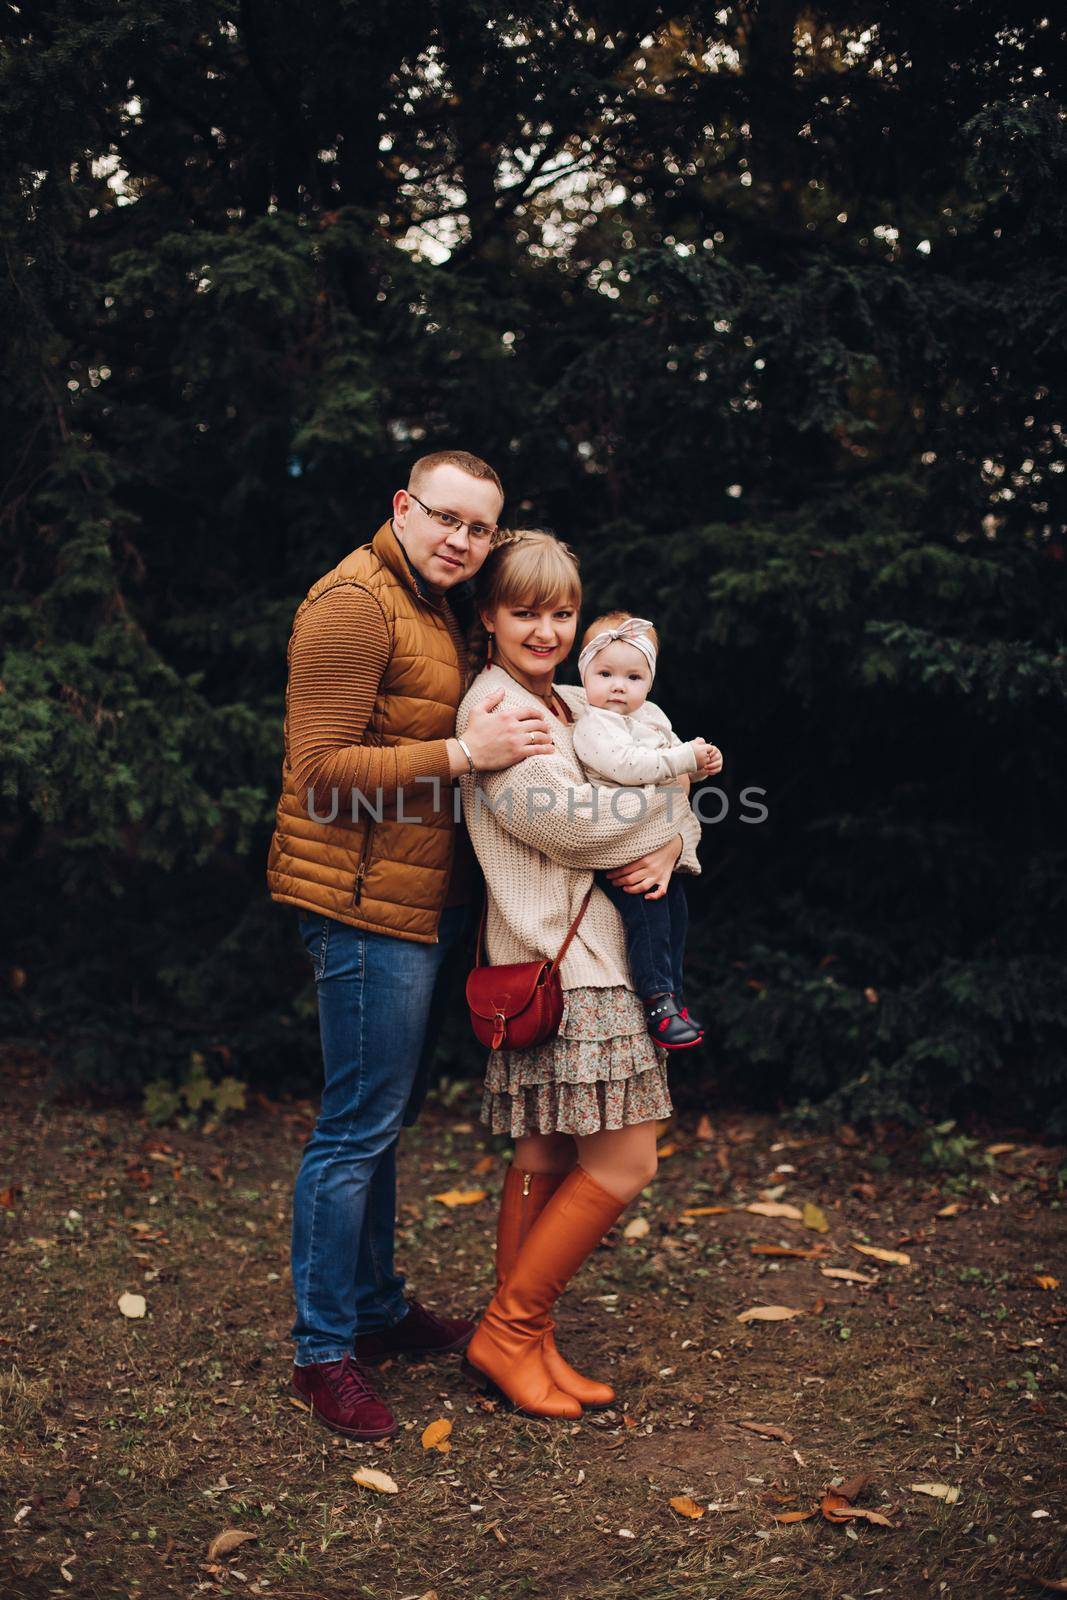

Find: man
[267,451,555,1439]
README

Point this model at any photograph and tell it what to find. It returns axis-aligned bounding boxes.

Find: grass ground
[1,1049,1065,1600]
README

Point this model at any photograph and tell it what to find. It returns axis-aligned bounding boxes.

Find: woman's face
[482,595,579,688]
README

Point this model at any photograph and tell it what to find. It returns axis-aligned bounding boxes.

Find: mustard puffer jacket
[267,521,469,942]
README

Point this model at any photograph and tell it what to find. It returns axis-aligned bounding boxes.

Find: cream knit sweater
[457,665,702,991]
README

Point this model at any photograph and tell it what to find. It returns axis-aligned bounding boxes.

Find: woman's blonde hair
[468,530,582,670]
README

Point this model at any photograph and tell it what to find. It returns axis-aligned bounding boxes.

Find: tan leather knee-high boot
[495,1165,616,1408]
[466,1167,626,1419]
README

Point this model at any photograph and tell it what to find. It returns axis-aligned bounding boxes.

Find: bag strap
[474,884,594,973]
[546,885,594,979]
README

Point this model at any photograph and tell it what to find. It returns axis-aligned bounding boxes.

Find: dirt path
[1,1054,1064,1599]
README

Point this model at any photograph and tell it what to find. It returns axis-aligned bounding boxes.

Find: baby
[573,613,723,1049]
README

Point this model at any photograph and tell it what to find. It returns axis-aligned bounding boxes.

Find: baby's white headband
[578,616,657,683]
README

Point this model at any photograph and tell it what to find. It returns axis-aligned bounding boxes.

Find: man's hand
[691,738,724,776]
[454,688,555,773]
[604,834,684,900]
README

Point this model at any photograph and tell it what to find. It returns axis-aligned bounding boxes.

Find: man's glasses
[409,492,497,544]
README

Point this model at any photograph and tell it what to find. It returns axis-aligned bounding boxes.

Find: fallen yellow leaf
[206,1529,257,1562]
[623,1215,650,1240]
[669,1494,705,1519]
[352,1467,399,1495]
[909,1482,960,1504]
[656,1142,678,1159]
[746,1201,804,1220]
[471,1154,496,1175]
[985,1142,1015,1156]
[773,1508,817,1523]
[819,1496,896,1528]
[288,1396,310,1412]
[1034,1275,1059,1291]
[737,1304,803,1323]
[695,1114,714,1141]
[680,1206,732,1218]
[751,1244,826,1259]
[431,1189,487,1208]
[118,1292,146,1319]
[802,1202,830,1233]
[821,1267,876,1285]
[734,1419,794,1443]
[421,1418,453,1452]
[937,1202,961,1217]
[852,1242,912,1266]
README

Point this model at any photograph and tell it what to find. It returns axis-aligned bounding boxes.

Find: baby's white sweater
[456,666,701,991]
[572,700,698,787]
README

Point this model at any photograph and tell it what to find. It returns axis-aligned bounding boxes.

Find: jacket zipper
[353,822,376,904]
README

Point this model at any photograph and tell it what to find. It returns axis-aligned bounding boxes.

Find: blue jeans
[291,904,469,1366]
[597,872,688,1002]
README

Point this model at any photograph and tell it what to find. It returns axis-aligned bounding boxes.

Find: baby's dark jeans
[597,872,688,1002]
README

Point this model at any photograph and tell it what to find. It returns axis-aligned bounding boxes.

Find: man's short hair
[408,450,503,500]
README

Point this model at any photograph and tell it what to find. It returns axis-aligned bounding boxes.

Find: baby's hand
[691,738,724,776]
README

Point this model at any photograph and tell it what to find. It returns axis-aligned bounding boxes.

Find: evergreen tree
[2,3,1064,1121]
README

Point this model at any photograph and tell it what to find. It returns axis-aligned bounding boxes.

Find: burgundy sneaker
[291,1354,397,1440]
[353,1298,474,1366]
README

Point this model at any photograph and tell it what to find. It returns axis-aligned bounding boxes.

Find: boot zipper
[517,1170,533,1250]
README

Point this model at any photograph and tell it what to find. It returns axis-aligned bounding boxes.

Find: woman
[455,531,702,1419]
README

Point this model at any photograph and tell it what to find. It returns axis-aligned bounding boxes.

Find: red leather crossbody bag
[466,887,593,1053]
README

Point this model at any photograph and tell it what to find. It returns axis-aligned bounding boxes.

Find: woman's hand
[604,834,683,900]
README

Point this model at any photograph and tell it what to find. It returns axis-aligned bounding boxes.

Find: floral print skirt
[480,985,673,1138]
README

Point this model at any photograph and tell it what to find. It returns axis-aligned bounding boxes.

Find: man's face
[392,464,503,591]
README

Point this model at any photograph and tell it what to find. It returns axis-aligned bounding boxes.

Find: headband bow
[578,616,657,684]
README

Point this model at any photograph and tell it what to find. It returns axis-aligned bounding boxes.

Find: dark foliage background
[2,2,1065,1124]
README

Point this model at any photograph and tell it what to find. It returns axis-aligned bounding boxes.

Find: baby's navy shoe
[678,1000,704,1033]
[644,993,703,1050]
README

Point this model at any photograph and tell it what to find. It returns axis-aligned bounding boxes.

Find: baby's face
[583,639,653,715]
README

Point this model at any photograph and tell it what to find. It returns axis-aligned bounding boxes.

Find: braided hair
[467,530,582,671]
